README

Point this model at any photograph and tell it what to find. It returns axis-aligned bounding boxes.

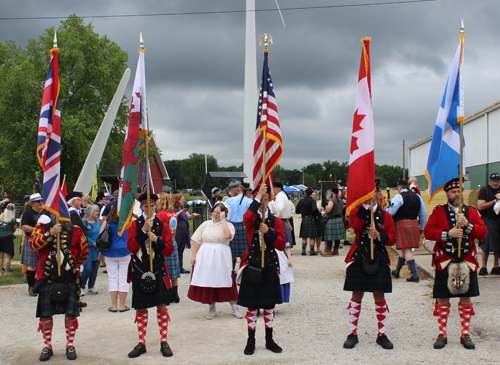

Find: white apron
[190,243,233,287]
[277,250,294,285]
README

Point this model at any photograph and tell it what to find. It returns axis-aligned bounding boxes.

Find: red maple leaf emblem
[350,109,366,155]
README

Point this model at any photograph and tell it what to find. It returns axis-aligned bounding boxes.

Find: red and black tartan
[394,219,420,249]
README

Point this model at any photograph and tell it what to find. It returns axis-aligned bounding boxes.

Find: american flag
[253,51,283,189]
[36,47,70,221]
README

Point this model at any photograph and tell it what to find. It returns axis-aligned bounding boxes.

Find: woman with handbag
[80,205,101,295]
[100,203,131,312]
[188,202,243,319]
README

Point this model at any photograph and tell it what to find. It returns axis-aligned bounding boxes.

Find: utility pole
[402,139,406,180]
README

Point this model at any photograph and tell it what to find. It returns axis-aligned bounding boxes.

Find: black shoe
[66,346,77,360]
[490,267,500,275]
[29,287,38,297]
[434,334,447,349]
[160,341,173,357]
[173,286,180,303]
[39,347,53,361]
[343,333,359,349]
[180,268,190,274]
[376,334,394,349]
[309,251,318,256]
[128,342,147,358]
[80,301,87,308]
[391,271,400,278]
[301,252,306,256]
[344,240,352,246]
[265,328,282,353]
[478,267,488,276]
[407,276,420,283]
[244,329,256,355]
[461,334,475,349]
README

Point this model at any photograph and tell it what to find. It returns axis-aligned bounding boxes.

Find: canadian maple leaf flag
[345,38,375,216]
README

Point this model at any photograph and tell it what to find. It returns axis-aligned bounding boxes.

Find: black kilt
[36,279,80,318]
[132,275,175,310]
[344,257,392,293]
[433,266,479,299]
[238,265,282,309]
[299,215,318,238]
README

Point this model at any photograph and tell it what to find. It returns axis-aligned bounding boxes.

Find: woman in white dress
[187,202,244,319]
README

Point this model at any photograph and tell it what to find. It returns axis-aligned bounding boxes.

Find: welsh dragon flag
[118,46,148,235]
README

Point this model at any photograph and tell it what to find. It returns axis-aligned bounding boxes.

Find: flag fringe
[345,189,375,217]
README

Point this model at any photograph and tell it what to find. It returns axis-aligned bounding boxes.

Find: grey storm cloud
[1,0,499,171]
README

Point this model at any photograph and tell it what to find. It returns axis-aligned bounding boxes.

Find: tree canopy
[0,15,129,198]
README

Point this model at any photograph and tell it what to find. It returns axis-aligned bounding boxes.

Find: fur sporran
[447,262,470,295]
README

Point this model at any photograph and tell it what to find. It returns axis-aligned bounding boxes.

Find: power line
[0,0,437,21]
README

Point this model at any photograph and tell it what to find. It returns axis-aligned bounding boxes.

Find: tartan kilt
[237,265,282,309]
[229,222,247,257]
[132,275,175,310]
[284,221,293,246]
[395,219,420,249]
[36,279,80,318]
[325,217,346,241]
[316,216,326,237]
[433,265,479,298]
[165,238,180,280]
[22,236,39,267]
[299,216,318,238]
[343,257,392,293]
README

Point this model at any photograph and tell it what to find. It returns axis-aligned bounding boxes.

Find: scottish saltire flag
[253,51,283,190]
[118,46,148,235]
[345,38,375,216]
[425,40,465,203]
[36,47,70,221]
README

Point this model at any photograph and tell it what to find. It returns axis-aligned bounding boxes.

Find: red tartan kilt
[395,219,420,249]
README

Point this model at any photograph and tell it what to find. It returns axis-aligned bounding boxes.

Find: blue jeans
[81,260,100,290]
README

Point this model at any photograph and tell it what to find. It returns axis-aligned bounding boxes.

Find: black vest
[393,191,420,223]
[244,214,280,272]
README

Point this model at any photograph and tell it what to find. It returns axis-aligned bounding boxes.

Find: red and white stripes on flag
[36,46,70,221]
[253,51,283,189]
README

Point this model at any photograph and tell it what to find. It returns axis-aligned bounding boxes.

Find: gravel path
[2,219,500,364]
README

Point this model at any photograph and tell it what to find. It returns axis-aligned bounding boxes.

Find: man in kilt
[323,187,345,256]
[295,188,320,256]
[126,193,175,358]
[226,181,252,270]
[386,179,427,282]
[343,191,397,350]
[238,184,286,355]
[29,214,89,361]
[424,178,487,350]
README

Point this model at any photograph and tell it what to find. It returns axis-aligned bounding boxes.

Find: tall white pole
[74,68,131,194]
[243,0,258,187]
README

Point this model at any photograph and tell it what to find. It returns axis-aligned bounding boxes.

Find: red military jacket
[127,215,174,289]
[345,204,397,266]
[30,222,89,280]
[240,199,286,272]
[424,204,487,271]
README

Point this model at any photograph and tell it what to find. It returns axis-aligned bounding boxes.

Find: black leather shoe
[490,267,500,275]
[343,333,359,349]
[376,334,394,349]
[180,268,190,274]
[244,329,256,355]
[391,271,400,278]
[478,267,488,276]
[301,252,306,256]
[128,342,147,358]
[461,335,475,349]
[160,341,173,357]
[80,302,87,308]
[39,347,53,361]
[434,334,447,349]
[66,346,77,360]
[407,276,420,283]
[309,251,318,256]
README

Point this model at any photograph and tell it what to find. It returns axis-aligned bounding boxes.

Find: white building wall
[488,108,500,163]
[464,114,487,167]
[409,141,430,177]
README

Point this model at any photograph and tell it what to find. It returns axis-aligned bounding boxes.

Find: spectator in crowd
[295,188,320,256]
[173,193,199,273]
[222,180,241,202]
[339,188,351,246]
[0,203,16,277]
[80,205,102,296]
[18,195,31,217]
[210,188,223,207]
[323,187,345,256]
[80,195,93,217]
[157,192,181,303]
[477,173,500,275]
[21,193,44,296]
[95,192,106,212]
[100,203,131,312]
[188,202,244,319]
[66,192,86,236]
[408,176,421,195]
[100,190,118,220]
[311,191,325,254]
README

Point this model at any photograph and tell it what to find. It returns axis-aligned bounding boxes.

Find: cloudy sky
[1,0,499,171]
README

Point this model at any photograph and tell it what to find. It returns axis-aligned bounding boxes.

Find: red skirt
[187,271,239,304]
[395,219,420,249]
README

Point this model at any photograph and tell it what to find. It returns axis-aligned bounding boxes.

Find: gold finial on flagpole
[139,31,146,52]
[259,33,273,53]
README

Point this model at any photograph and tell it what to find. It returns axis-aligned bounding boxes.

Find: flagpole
[458,19,466,258]
[370,200,374,260]
[259,33,272,269]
